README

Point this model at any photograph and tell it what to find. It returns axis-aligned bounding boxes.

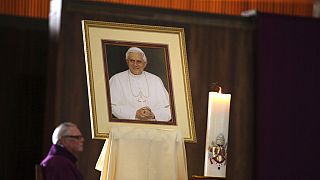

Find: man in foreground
[40,122,84,180]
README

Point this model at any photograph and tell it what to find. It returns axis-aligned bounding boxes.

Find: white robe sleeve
[149,76,171,121]
[109,74,136,119]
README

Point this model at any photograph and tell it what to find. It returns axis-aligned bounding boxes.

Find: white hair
[52,122,77,144]
[125,47,147,62]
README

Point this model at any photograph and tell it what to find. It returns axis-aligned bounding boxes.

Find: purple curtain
[256,13,320,180]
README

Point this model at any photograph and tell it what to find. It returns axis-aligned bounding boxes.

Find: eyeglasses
[62,135,84,140]
[127,59,145,66]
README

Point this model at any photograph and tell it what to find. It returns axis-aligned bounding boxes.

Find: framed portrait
[82,20,196,142]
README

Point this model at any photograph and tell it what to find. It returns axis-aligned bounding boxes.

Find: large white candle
[204,88,231,178]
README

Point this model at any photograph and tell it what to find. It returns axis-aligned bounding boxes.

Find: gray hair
[52,122,77,144]
[125,47,147,62]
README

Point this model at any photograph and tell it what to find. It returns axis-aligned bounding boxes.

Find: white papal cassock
[96,126,188,180]
[109,70,171,121]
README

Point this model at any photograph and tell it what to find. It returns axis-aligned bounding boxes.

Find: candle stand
[192,175,227,179]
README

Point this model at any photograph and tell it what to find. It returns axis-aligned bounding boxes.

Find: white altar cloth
[96,126,188,180]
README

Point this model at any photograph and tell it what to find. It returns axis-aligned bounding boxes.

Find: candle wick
[210,82,221,92]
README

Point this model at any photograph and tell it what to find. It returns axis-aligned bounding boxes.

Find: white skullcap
[125,47,147,62]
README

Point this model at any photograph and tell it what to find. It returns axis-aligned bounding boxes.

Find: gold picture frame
[82,20,196,142]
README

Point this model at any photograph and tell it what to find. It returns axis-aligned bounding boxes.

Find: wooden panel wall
[97,0,314,16]
[0,0,50,18]
[0,0,314,19]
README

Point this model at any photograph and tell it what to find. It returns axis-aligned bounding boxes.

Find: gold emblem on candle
[208,133,227,170]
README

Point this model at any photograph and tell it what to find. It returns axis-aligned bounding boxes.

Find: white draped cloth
[109,70,171,121]
[96,126,188,180]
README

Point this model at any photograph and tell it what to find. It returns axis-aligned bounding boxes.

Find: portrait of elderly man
[109,47,172,121]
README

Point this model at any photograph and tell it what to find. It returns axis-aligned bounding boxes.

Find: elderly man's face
[126,52,147,75]
[60,126,84,156]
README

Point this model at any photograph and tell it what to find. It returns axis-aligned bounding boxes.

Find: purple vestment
[40,144,83,180]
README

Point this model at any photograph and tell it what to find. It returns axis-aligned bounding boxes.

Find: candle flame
[219,87,222,93]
